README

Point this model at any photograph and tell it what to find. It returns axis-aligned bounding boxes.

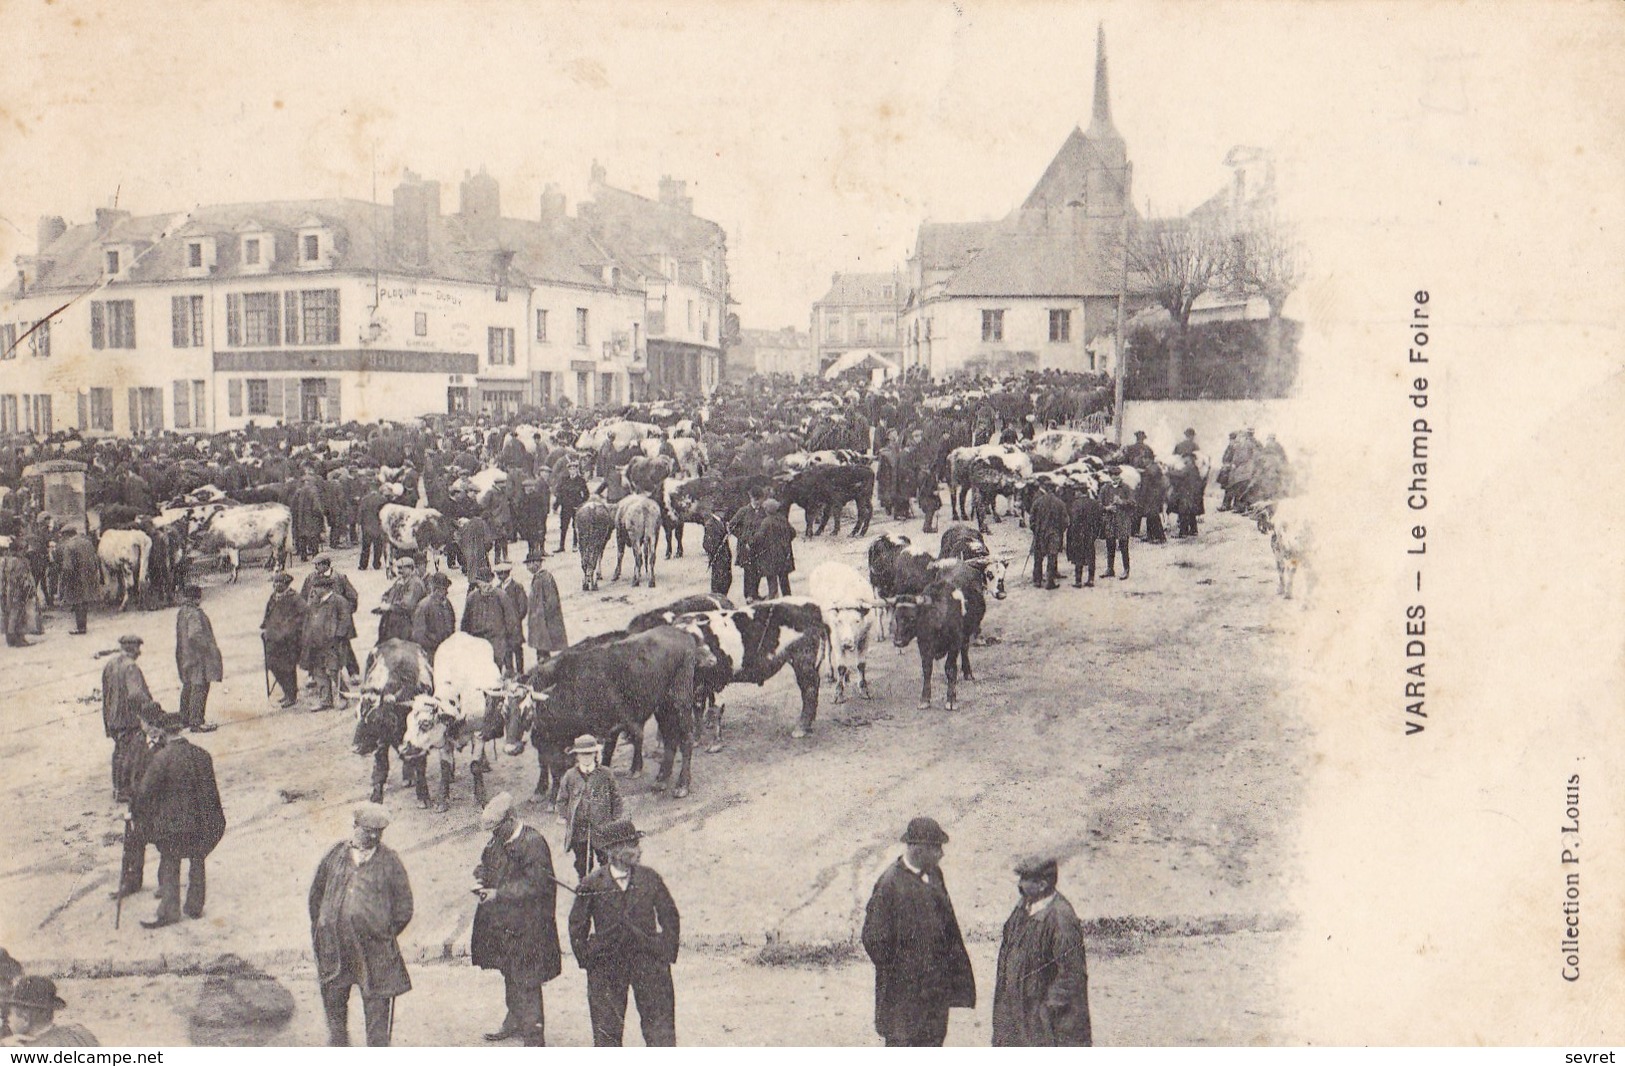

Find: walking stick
[114,815,129,930]
[261,634,272,698]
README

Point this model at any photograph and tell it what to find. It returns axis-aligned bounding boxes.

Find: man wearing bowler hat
[992,855,1092,1046]
[102,633,158,804]
[567,819,681,1046]
[471,793,562,1046]
[861,816,976,1046]
[558,734,623,880]
[309,803,414,1047]
[133,712,226,928]
[0,977,98,1047]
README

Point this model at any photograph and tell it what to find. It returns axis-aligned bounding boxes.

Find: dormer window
[303,234,319,262]
[245,239,262,266]
[296,219,334,271]
[105,250,121,275]
[182,236,216,277]
[188,243,203,269]
[237,223,272,274]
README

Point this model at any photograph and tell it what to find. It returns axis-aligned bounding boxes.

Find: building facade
[725,326,815,382]
[810,271,904,375]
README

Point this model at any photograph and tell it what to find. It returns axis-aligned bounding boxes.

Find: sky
[1,0,1322,330]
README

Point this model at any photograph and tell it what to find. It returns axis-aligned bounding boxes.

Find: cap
[1134,430,1147,439]
[313,555,332,566]
[273,572,294,587]
[480,791,514,831]
[397,556,416,568]
[901,816,949,846]
[568,734,602,754]
[596,819,644,848]
[429,573,452,589]
[2,975,66,1011]
[118,634,144,647]
[762,499,780,513]
[156,712,187,733]
[353,802,391,831]
[182,584,203,600]
[1014,854,1060,882]
[493,562,512,574]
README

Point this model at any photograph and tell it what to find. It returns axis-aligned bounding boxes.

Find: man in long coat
[525,559,568,659]
[290,475,326,561]
[1065,490,1104,588]
[492,562,528,673]
[261,573,306,707]
[567,819,681,1047]
[472,793,562,1047]
[134,713,226,927]
[115,719,165,901]
[992,855,1092,1046]
[553,466,589,553]
[57,526,100,635]
[410,573,457,659]
[701,505,732,596]
[457,514,495,583]
[0,541,35,647]
[301,576,355,710]
[356,485,388,571]
[860,816,976,1046]
[375,559,426,645]
[462,576,511,668]
[1028,485,1068,590]
[516,477,551,560]
[103,634,158,802]
[1100,472,1135,579]
[302,557,359,683]
[174,585,223,732]
[309,803,414,1047]
[751,499,796,598]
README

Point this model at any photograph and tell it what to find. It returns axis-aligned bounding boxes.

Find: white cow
[398,633,506,811]
[378,504,448,575]
[1026,429,1110,468]
[97,528,151,609]
[1256,499,1313,600]
[807,561,883,703]
[455,467,509,507]
[195,503,293,581]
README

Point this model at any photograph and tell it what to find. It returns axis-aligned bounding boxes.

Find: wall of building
[905,296,1110,379]
[527,283,646,409]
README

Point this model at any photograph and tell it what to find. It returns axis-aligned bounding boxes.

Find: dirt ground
[0,491,1309,1046]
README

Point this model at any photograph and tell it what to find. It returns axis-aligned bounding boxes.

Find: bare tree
[1231,211,1306,363]
[1126,216,1230,397]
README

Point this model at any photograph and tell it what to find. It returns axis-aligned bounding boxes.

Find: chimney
[37,216,66,256]
[392,169,440,268]
[540,183,567,220]
[94,208,130,234]
[459,166,501,245]
[658,176,692,213]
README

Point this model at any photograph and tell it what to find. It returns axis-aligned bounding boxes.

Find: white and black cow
[193,502,293,581]
[379,503,449,576]
[1254,499,1313,600]
[671,600,829,750]
[948,443,1032,521]
[867,533,938,601]
[937,524,1010,601]
[807,561,883,703]
[353,638,434,804]
[398,632,507,811]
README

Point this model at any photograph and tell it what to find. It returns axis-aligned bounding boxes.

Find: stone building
[810,271,904,375]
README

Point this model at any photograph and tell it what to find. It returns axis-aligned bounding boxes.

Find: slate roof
[941,213,1132,298]
[1021,126,1130,211]
[814,271,901,308]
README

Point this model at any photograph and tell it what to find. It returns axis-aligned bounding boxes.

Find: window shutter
[194,381,206,429]
[226,294,242,346]
[284,379,301,423]
[91,302,105,349]
[327,377,341,422]
[127,304,135,348]
[228,378,243,416]
[284,292,300,345]
[267,378,284,421]
[128,389,140,434]
[77,391,87,430]
[267,292,281,346]
[173,381,188,429]
[171,297,186,347]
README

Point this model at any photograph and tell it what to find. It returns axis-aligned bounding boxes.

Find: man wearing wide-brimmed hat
[133,712,226,928]
[309,804,414,1047]
[102,633,158,804]
[992,855,1092,1046]
[860,816,976,1046]
[557,734,623,880]
[0,976,98,1047]
[567,819,681,1046]
[471,793,562,1046]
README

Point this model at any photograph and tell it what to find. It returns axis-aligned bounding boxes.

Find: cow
[398,633,506,811]
[574,499,615,591]
[663,437,708,478]
[892,575,967,712]
[378,503,449,576]
[671,600,828,751]
[948,443,1032,521]
[517,626,706,798]
[926,559,988,669]
[807,561,882,704]
[627,593,735,633]
[1026,429,1112,470]
[97,528,151,610]
[867,532,936,601]
[193,502,294,581]
[353,638,434,805]
[658,477,699,559]
[612,494,662,587]
[778,449,869,474]
[966,452,1036,528]
[1255,499,1313,600]
[452,467,509,507]
[778,464,875,537]
[937,524,1010,600]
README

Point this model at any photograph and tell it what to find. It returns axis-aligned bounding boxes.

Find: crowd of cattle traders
[0,368,1304,1047]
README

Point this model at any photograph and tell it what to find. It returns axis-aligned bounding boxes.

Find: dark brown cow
[671,600,828,751]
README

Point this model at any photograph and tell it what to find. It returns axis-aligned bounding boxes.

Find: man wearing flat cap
[261,572,306,708]
[410,572,457,659]
[375,557,425,645]
[0,977,98,1047]
[133,713,226,928]
[568,820,681,1046]
[301,574,355,710]
[861,816,976,1046]
[992,856,1092,1046]
[309,804,414,1047]
[102,634,158,804]
[471,792,562,1046]
[174,585,222,733]
[493,562,528,674]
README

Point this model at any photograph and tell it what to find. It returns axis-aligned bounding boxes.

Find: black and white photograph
[0,0,1620,1049]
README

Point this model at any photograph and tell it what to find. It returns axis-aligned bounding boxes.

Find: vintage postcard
[0,0,1619,1048]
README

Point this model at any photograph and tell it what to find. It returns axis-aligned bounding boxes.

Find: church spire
[1087,22,1117,140]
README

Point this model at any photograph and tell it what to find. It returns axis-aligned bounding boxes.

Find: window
[91,300,136,349]
[245,292,280,346]
[105,250,120,275]
[981,309,1004,342]
[1048,309,1071,342]
[192,380,206,427]
[28,319,50,359]
[302,234,320,261]
[188,243,204,269]
[88,388,114,431]
[172,295,205,347]
[488,326,516,366]
[536,371,553,405]
[246,379,270,415]
[687,300,694,331]
[0,324,14,360]
[702,319,710,343]
[244,238,261,265]
[880,314,895,340]
[0,396,14,432]
[600,373,617,405]
[27,395,52,434]
[855,315,871,343]
[535,309,549,342]
[174,380,192,429]
[414,312,428,337]
[575,307,589,346]
[824,314,842,343]
[296,289,341,345]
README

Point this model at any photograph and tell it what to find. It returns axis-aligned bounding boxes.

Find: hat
[156,712,187,734]
[494,562,512,574]
[313,555,332,567]
[182,584,203,600]
[479,791,515,831]
[1134,430,1147,439]
[3,975,66,1011]
[353,802,391,831]
[118,634,144,647]
[762,499,780,513]
[272,572,293,587]
[429,573,452,589]
[397,556,416,568]
[596,819,644,848]
[1014,855,1060,882]
[901,816,949,846]
[568,734,602,755]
